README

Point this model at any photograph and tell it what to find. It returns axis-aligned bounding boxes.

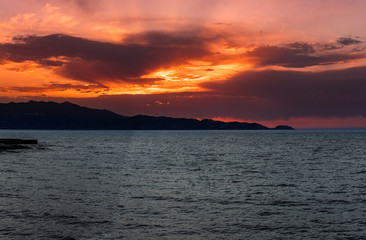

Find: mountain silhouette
[0,101,294,130]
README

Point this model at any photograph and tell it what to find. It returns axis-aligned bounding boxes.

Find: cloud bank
[0,33,211,85]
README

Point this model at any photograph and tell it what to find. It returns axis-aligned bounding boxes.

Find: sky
[0,0,366,128]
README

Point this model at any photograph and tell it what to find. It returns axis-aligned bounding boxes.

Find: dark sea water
[0,130,365,240]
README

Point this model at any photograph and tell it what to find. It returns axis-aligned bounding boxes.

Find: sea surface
[0,130,365,240]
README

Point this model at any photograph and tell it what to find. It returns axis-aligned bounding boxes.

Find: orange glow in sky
[1,0,366,128]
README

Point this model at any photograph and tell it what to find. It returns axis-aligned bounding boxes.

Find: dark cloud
[200,67,366,119]
[337,37,362,46]
[286,42,315,54]
[245,45,364,68]
[123,30,213,47]
[47,83,109,93]
[316,37,363,51]
[317,43,342,51]
[0,83,108,94]
[0,34,211,84]
[1,33,365,86]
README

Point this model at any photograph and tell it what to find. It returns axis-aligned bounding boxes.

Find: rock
[272,125,294,130]
[0,139,38,144]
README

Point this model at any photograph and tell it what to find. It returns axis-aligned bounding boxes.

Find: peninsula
[0,101,294,130]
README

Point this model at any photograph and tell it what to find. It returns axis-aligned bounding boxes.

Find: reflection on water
[0,130,365,239]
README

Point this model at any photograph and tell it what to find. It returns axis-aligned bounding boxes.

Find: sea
[0,130,365,240]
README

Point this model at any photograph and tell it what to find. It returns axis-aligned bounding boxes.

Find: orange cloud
[1,31,365,98]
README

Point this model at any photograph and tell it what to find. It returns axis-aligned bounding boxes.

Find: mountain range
[0,101,293,130]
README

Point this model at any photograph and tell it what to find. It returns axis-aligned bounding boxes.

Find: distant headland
[0,101,294,130]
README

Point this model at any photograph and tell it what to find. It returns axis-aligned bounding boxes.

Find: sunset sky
[1,0,366,128]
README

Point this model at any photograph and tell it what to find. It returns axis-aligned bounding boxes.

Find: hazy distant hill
[0,101,294,130]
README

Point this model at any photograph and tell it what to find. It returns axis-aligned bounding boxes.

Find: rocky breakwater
[0,139,38,151]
